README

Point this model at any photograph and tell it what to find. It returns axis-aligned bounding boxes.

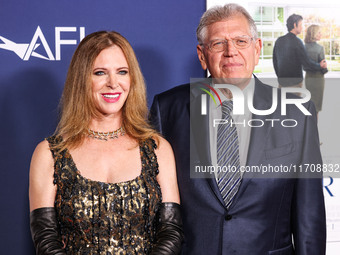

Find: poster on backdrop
[206,0,340,254]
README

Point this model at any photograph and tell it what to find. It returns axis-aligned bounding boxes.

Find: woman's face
[91,45,130,118]
[315,30,322,41]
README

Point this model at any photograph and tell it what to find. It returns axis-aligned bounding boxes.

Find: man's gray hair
[196,3,258,44]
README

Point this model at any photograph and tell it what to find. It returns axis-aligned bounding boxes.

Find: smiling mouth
[101,93,121,103]
[103,94,120,99]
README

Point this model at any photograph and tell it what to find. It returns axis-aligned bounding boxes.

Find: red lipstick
[101,93,121,103]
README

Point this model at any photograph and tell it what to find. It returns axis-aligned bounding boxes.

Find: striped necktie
[217,100,241,208]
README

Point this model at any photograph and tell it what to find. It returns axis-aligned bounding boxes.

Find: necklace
[87,127,125,141]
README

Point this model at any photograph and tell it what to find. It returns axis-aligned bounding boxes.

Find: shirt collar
[211,78,255,110]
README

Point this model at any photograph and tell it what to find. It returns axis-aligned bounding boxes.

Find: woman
[29,31,183,254]
[304,24,328,118]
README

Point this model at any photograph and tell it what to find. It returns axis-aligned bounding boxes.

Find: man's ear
[291,22,298,32]
[254,38,262,65]
[197,44,207,70]
[294,22,298,29]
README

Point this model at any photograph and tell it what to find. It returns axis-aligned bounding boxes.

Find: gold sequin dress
[47,136,162,255]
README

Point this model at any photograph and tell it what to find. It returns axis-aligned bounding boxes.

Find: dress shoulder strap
[45,135,68,185]
[46,135,62,158]
[140,138,159,177]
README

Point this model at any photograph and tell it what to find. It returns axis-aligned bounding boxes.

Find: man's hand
[320,59,327,69]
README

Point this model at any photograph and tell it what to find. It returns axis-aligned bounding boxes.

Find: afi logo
[0,26,85,61]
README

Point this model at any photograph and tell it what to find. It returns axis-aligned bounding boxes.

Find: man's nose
[223,40,238,57]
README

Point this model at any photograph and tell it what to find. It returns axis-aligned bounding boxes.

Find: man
[150,4,326,254]
[273,14,327,88]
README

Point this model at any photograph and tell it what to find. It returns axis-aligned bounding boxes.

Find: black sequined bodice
[47,136,162,255]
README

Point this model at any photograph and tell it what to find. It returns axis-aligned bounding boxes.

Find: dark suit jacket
[150,77,326,255]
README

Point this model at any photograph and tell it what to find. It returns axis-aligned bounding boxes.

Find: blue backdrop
[0,0,205,253]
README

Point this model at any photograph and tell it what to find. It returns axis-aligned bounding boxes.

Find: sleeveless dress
[47,136,162,255]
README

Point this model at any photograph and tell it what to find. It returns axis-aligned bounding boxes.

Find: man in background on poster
[273,14,327,89]
[150,3,326,255]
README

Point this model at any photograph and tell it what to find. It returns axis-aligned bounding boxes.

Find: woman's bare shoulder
[29,139,56,211]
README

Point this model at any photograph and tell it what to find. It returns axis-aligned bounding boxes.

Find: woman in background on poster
[29,31,183,255]
[304,24,328,120]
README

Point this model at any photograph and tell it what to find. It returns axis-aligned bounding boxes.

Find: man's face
[197,14,261,87]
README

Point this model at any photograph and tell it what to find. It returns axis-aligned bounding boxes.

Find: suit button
[225,214,232,221]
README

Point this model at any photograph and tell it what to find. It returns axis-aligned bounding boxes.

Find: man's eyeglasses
[202,36,254,52]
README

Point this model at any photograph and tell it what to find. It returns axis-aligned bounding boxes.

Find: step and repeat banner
[0,1,205,253]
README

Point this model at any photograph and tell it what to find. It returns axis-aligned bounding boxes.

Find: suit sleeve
[272,44,278,76]
[149,94,163,134]
[291,102,326,255]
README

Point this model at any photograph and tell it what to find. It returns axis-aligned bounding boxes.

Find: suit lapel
[246,77,274,168]
[229,78,274,208]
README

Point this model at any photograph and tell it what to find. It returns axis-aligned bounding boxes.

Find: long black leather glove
[151,202,184,255]
[30,207,66,255]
